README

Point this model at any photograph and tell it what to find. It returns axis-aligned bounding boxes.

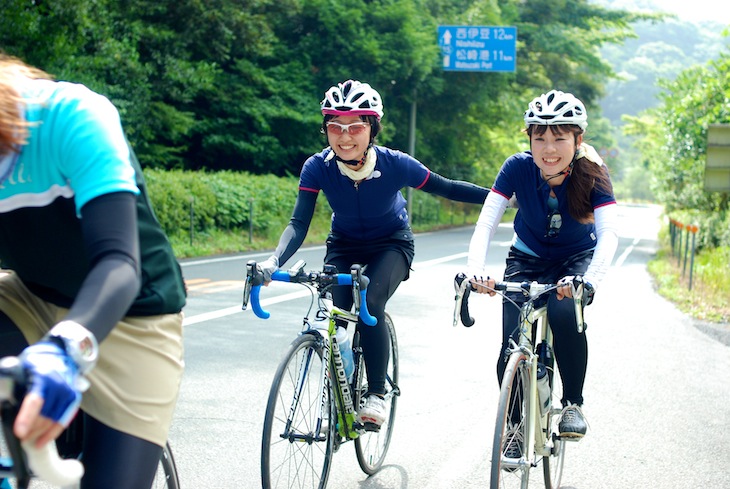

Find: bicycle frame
[312,305,360,441]
[244,260,376,442]
[255,261,402,487]
[454,274,584,487]
[505,300,556,469]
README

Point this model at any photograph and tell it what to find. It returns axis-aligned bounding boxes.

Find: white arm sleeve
[583,203,619,287]
[467,191,509,277]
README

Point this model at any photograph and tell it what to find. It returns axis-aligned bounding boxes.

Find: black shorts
[324,228,415,280]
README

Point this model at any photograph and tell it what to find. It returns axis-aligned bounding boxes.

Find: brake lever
[242,260,263,310]
[572,277,586,333]
[453,273,475,327]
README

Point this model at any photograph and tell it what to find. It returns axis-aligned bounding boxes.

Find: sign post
[407,25,517,220]
[705,124,730,192]
[438,25,517,73]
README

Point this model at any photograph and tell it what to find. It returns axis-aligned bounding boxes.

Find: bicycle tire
[490,350,530,489]
[354,312,399,475]
[261,333,335,489]
[152,442,181,489]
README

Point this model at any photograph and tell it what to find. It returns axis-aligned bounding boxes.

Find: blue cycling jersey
[299,146,431,241]
[0,78,185,315]
[2,79,139,214]
[492,151,616,260]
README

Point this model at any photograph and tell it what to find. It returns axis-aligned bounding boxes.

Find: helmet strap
[543,160,573,180]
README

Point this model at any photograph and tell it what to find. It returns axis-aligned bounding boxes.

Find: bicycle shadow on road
[357,464,408,489]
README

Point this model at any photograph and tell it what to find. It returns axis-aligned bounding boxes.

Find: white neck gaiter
[334,147,377,182]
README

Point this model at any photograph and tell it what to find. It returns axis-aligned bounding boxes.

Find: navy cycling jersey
[492,151,616,260]
[299,146,431,241]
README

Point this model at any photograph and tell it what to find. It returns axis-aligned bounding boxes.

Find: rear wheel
[262,333,334,489]
[354,313,399,475]
[152,442,180,489]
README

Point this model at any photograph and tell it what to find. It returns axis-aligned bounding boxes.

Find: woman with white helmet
[467,89,619,442]
[258,79,488,427]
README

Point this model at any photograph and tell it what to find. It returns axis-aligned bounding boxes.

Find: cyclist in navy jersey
[467,90,619,440]
[257,80,488,426]
[0,55,186,488]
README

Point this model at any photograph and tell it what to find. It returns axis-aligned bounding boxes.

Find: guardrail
[668,218,699,290]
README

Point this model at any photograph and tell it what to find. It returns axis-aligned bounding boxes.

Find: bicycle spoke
[262,335,334,489]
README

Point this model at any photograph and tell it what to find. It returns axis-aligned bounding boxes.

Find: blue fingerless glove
[19,341,83,427]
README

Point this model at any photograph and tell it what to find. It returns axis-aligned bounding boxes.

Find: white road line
[412,252,467,269]
[183,253,468,326]
[183,289,310,326]
[615,237,640,267]
[184,233,638,326]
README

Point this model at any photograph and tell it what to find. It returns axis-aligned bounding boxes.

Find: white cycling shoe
[357,394,386,427]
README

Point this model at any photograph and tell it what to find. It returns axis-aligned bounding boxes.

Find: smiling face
[529,125,583,184]
[326,115,371,165]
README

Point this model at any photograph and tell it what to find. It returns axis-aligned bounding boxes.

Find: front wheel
[354,312,399,475]
[490,351,530,488]
[261,333,335,489]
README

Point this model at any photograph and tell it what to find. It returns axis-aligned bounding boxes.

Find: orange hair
[0,54,52,155]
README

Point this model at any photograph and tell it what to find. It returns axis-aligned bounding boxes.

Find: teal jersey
[0,78,185,315]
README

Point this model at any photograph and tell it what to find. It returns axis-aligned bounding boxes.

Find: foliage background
[2,0,728,320]
[1,0,653,186]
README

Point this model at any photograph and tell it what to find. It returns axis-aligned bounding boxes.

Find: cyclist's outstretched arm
[260,189,318,276]
[467,191,509,278]
[582,203,619,286]
[16,192,140,447]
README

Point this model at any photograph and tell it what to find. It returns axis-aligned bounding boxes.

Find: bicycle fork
[503,342,544,471]
[281,340,326,444]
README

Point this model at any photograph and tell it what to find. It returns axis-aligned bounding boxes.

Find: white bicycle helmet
[524,90,588,130]
[321,80,384,120]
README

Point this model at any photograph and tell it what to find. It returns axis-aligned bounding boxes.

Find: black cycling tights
[80,414,162,489]
[0,314,162,489]
[328,250,409,395]
[499,294,588,406]
[497,247,592,407]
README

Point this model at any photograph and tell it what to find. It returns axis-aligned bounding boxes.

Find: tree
[1,0,652,179]
[626,46,730,247]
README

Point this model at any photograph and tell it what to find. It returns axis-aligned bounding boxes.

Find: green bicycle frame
[322,306,359,440]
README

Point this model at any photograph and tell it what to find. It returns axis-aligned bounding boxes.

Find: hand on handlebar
[16,342,83,447]
[556,275,595,305]
[469,275,497,297]
[257,256,279,285]
[555,276,576,300]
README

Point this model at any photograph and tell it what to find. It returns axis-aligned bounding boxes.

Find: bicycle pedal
[557,434,584,442]
[332,436,343,453]
[362,422,381,432]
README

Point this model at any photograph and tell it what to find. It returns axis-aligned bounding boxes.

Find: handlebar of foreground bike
[242,259,377,326]
[453,273,588,333]
[0,356,85,489]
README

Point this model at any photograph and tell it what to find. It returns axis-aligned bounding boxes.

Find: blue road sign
[438,26,517,72]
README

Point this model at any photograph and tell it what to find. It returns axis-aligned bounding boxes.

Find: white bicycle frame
[506,300,557,468]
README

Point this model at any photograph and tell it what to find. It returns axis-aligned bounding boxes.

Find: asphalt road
[168,204,730,489]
